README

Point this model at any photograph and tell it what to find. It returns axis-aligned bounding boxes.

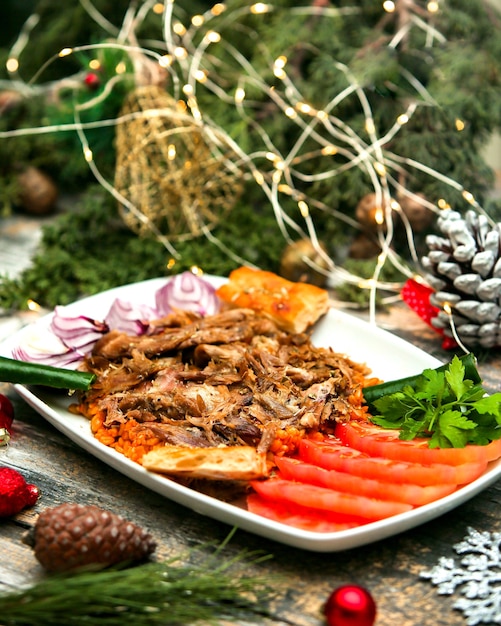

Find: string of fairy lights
[0,0,490,326]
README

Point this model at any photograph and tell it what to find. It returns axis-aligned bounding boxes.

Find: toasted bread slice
[216,266,330,334]
[142,445,269,481]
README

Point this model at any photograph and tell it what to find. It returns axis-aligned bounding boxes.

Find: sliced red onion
[155,272,220,317]
[11,327,84,368]
[104,298,156,335]
[50,306,109,353]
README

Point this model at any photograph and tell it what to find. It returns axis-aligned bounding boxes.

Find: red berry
[84,72,100,89]
[0,467,39,517]
[324,585,376,626]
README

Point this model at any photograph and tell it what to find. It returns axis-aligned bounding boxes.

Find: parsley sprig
[369,355,501,448]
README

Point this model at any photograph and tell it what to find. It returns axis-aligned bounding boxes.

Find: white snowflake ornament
[421,527,501,625]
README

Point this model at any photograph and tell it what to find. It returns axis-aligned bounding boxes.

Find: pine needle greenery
[0,540,276,625]
[0,186,297,311]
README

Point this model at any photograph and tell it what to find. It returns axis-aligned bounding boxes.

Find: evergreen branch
[0,546,276,625]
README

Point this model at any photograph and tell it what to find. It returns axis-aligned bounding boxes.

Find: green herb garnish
[0,356,95,390]
[368,355,501,448]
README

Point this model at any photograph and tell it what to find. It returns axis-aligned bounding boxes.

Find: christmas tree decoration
[29,502,157,573]
[279,238,330,287]
[16,165,58,215]
[114,85,243,241]
[83,72,101,91]
[419,209,501,349]
[0,534,273,625]
[0,467,39,517]
[324,584,377,626]
[421,526,501,625]
[0,393,14,446]
[0,393,14,433]
[1,0,501,311]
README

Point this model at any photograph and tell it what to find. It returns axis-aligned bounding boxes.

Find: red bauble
[324,585,377,626]
[0,393,14,433]
[84,72,101,90]
[0,467,40,517]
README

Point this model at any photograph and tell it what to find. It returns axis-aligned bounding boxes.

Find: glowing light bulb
[27,299,41,312]
[173,22,186,36]
[159,55,173,68]
[211,3,226,16]
[173,46,188,59]
[191,14,205,27]
[462,190,475,205]
[427,1,439,13]
[235,87,246,103]
[59,47,73,57]
[205,30,221,43]
[194,69,207,82]
[298,200,309,218]
[251,3,270,14]
[383,1,395,12]
[6,58,18,72]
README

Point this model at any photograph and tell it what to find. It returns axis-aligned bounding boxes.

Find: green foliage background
[1,0,501,311]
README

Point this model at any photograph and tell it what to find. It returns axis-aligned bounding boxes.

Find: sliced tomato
[299,438,487,486]
[336,420,501,466]
[250,478,412,521]
[247,493,365,532]
[275,456,457,506]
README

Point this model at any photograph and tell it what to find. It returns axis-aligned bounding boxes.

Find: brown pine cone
[31,503,157,573]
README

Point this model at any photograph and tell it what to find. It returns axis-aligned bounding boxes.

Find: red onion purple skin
[13,274,221,367]
[50,307,109,353]
[155,272,220,317]
[104,299,156,335]
[11,345,85,368]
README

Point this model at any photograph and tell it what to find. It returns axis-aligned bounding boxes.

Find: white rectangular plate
[2,276,500,552]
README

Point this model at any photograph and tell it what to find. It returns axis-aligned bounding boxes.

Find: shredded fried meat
[72,307,374,461]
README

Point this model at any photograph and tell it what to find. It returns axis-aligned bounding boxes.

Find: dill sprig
[0,540,275,625]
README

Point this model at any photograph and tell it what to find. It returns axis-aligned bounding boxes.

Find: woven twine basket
[114,85,242,241]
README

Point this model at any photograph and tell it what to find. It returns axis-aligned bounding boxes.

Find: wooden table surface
[1,300,501,626]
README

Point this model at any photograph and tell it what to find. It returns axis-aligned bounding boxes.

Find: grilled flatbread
[216,266,330,334]
[142,445,268,480]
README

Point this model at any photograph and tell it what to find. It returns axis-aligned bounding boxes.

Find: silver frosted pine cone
[421,209,501,349]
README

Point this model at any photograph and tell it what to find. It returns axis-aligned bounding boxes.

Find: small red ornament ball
[0,393,14,433]
[324,585,377,626]
[0,467,40,517]
[84,72,100,90]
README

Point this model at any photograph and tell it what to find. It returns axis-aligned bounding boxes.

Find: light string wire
[2,0,488,331]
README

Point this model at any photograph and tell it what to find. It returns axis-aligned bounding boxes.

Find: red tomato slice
[250,478,412,520]
[275,456,457,506]
[299,438,487,486]
[247,493,365,532]
[335,420,501,466]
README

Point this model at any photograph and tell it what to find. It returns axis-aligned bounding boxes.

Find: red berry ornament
[0,393,14,432]
[84,72,100,90]
[324,585,376,626]
[0,393,14,446]
[0,467,40,517]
